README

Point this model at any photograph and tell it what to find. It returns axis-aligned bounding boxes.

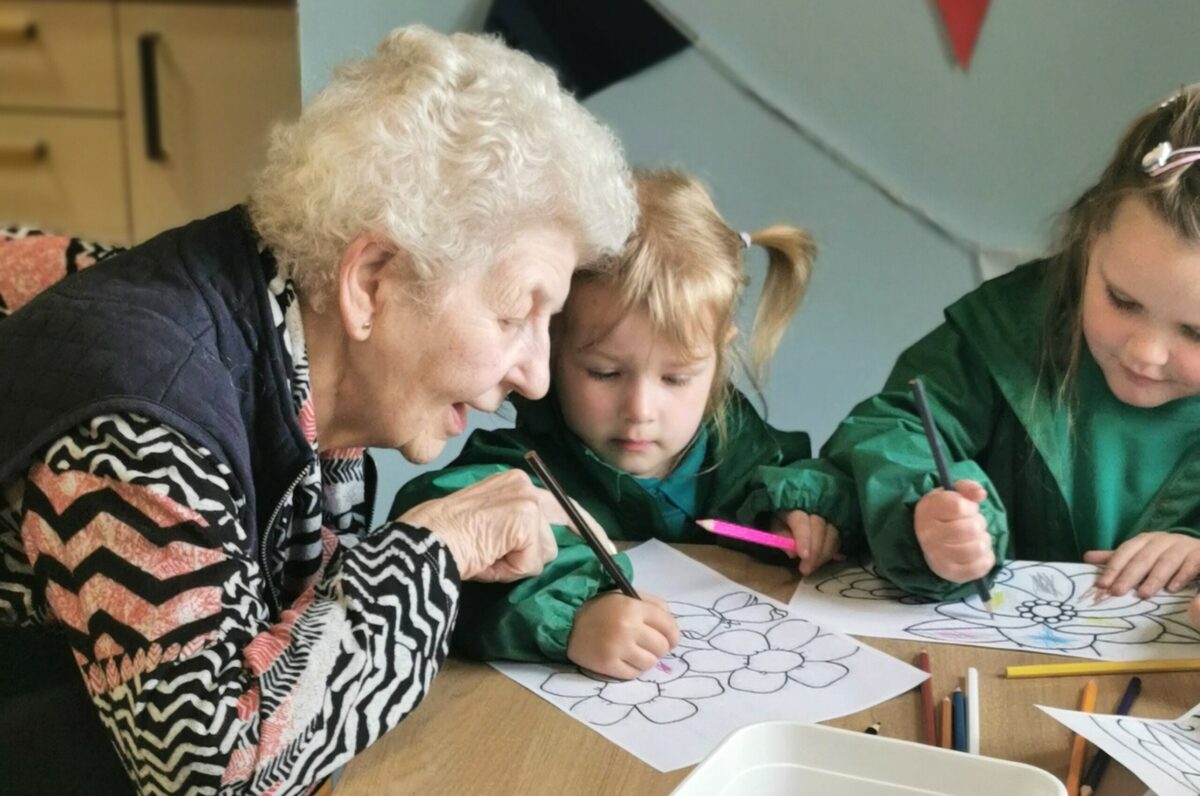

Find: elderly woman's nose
[507,333,552,399]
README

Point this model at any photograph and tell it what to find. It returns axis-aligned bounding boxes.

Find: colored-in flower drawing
[541,655,723,726]
[670,591,786,643]
[814,562,931,605]
[907,562,1200,654]
[682,619,857,693]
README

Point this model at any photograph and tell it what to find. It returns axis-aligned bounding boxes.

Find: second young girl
[391,168,851,679]
[790,85,1200,607]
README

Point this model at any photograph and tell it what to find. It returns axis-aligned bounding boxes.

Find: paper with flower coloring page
[789,560,1200,660]
[490,540,928,772]
[1040,701,1200,796]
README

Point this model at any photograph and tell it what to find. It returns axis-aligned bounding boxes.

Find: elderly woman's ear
[336,230,407,340]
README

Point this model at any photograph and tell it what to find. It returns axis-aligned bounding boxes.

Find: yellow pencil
[1006,658,1200,679]
[1065,680,1097,796]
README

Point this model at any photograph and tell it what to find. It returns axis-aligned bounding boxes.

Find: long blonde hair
[561,167,816,450]
[1043,85,1200,400]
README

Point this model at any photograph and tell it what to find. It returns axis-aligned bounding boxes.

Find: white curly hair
[248,25,637,308]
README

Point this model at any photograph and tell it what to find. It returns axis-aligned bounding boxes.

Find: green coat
[389,390,856,663]
[799,260,1200,601]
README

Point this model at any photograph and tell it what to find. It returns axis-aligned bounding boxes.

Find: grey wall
[296,0,1200,523]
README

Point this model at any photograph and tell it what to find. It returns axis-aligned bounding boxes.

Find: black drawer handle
[138,33,166,161]
[0,19,37,43]
[0,140,48,166]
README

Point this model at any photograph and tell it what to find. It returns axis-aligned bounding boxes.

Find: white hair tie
[1142,141,1200,177]
[738,231,752,249]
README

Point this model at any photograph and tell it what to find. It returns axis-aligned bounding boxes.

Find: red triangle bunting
[935,0,991,70]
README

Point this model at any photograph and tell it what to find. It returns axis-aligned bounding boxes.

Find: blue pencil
[951,687,967,752]
[1079,677,1142,796]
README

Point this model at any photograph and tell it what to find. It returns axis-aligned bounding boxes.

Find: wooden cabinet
[0,0,298,245]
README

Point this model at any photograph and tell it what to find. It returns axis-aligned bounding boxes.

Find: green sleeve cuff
[452,525,634,662]
[735,460,866,556]
[874,460,1008,602]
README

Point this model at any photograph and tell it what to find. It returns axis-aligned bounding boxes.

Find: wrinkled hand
[1084,531,1200,598]
[567,593,681,680]
[913,479,994,583]
[398,469,568,582]
[771,510,841,576]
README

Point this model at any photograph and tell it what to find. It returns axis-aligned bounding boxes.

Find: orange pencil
[939,696,953,749]
[1065,680,1098,795]
[918,650,937,745]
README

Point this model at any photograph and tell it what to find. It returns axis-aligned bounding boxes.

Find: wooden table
[339,545,1198,795]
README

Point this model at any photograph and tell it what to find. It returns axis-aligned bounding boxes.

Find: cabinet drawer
[0,1,119,112]
[0,113,129,244]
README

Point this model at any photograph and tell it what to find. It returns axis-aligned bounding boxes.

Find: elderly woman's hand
[399,469,606,582]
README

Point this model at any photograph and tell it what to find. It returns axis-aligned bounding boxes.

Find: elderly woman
[0,26,636,795]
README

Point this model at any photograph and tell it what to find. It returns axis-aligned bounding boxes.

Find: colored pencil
[940,696,953,749]
[918,650,937,746]
[696,518,797,554]
[1079,677,1142,796]
[966,666,980,755]
[1065,680,1098,796]
[1006,658,1200,679]
[951,687,967,752]
[524,450,640,599]
[908,378,995,614]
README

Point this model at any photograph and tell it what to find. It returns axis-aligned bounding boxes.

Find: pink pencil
[696,519,796,554]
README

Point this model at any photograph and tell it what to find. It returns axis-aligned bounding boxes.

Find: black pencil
[524,450,640,599]
[908,378,994,614]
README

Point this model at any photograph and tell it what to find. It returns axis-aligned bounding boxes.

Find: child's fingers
[621,647,659,678]
[795,514,827,573]
[922,489,984,522]
[1082,550,1113,565]
[1139,549,1188,597]
[1168,548,1200,592]
[1095,534,1152,590]
[953,479,988,504]
[790,512,812,560]
[1106,540,1167,596]
[642,597,681,646]
[1190,595,1200,628]
[636,625,674,661]
[816,523,840,570]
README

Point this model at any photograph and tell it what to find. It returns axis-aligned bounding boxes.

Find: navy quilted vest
[0,206,310,552]
[0,207,310,793]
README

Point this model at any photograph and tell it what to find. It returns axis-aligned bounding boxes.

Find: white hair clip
[738,231,752,249]
[1142,141,1200,177]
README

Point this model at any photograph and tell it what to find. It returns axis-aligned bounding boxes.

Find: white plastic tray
[671,721,1067,795]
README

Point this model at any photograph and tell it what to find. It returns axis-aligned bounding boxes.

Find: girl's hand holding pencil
[913,479,996,583]
[771,510,842,575]
[568,593,681,680]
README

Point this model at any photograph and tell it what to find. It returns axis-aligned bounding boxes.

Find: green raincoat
[389,390,856,662]
[803,260,1200,601]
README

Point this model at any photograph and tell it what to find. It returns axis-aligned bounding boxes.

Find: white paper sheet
[492,540,928,772]
[788,560,1200,660]
[1040,702,1200,796]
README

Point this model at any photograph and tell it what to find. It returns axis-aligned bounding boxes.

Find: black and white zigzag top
[0,243,461,795]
